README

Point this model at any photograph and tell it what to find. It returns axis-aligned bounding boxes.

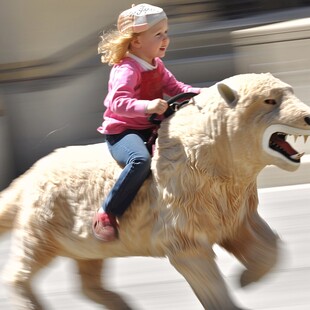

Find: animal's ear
[217,83,238,106]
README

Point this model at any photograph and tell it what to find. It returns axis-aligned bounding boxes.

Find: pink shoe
[92,212,118,242]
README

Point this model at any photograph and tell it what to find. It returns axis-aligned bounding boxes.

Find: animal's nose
[305,116,310,125]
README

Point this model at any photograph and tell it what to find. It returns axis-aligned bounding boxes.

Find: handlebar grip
[148,113,161,125]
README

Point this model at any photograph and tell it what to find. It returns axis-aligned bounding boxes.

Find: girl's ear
[130,36,142,49]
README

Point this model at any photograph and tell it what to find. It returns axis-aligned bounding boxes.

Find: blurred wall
[232,18,310,105]
[0,0,136,63]
[0,95,15,190]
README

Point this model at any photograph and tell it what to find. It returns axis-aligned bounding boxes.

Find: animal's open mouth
[263,125,309,164]
[269,132,305,163]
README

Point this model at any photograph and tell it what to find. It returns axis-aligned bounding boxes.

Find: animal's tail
[0,178,22,235]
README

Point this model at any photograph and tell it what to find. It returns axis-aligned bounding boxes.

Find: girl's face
[131,19,170,65]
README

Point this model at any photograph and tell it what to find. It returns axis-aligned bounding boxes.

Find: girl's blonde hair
[98,30,137,66]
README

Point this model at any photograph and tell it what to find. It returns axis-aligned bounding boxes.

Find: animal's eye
[264,99,277,105]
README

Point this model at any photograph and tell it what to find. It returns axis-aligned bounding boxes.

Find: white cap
[117,3,167,34]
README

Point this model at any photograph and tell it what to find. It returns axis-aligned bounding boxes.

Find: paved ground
[0,184,309,310]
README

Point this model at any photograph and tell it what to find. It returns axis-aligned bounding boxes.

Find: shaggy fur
[1,73,310,310]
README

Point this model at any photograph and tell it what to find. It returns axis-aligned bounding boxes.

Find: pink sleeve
[104,64,149,117]
[158,59,201,96]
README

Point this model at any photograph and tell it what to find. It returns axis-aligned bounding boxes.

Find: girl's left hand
[145,99,168,115]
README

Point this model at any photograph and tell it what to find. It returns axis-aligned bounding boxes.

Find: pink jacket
[97,57,200,135]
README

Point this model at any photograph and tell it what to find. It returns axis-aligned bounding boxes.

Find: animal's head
[193,73,310,173]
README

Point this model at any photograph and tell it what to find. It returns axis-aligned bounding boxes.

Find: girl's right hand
[145,99,168,115]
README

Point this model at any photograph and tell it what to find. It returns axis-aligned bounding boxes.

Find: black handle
[148,92,198,124]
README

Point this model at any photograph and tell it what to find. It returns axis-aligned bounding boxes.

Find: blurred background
[0,0,310,189]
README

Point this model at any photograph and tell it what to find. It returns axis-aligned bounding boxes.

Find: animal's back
[0,143,116,238]
[0,142,161,260]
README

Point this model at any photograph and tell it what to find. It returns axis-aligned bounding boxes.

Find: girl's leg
[103,131,151,216]
[92,131,151,241]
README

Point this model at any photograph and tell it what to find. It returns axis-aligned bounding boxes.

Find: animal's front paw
[239,269,260,287]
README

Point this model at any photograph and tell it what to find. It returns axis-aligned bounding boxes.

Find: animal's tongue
[272,134,297,155]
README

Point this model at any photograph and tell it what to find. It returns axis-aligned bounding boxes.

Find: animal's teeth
[304,135,309,143]
[294,135,298,142]
[290,152,305,160]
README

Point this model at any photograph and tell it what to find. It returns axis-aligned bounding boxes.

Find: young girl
[93,3,200,241]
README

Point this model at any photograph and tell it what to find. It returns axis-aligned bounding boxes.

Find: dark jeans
[102,129,152,216]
